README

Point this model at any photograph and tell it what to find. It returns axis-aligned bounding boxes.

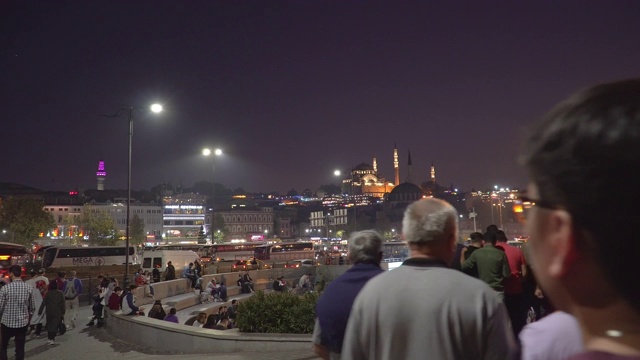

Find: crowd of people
[1,79,638,360]
[311,79,640,360]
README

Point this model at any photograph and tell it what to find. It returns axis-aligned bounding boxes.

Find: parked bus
[200,242,266,261]
[0,242,30,278]
[153,244,202,252]
[32,245,137,269]
[253,242,314,261]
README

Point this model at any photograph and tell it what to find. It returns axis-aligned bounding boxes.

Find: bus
[0,242,30,277]
[253,242,315,261]
[32,246,137,269]
[149,242,267,262]
[153,244,202,253]
[201,242,266,261]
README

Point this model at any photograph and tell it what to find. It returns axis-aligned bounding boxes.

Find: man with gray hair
[342,198,517,360]
[312,230,385,360]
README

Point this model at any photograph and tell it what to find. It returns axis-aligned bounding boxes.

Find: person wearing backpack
[61,270,82,330]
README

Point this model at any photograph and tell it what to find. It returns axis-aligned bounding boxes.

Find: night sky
[2,1,640,194]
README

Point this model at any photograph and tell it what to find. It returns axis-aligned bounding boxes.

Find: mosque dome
[387,182,424,202]
[353,163,373,171]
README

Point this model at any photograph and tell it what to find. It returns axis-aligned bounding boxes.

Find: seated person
[273,278,282,292]
[147,300,166,320]
[217,282,228,301]
[202,314,218,329]
[192,312,207,327]
[121,285,144,315]
[242,272,254,293]
[108,286,123,311]
[213,315,230,330]
[163,307,179,323]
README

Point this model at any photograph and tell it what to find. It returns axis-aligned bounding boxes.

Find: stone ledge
[105,309,312,354]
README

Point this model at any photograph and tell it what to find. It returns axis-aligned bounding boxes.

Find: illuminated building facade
[162,193,206,241]
[218,207,274,241]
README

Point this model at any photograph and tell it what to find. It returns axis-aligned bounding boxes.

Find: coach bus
[0,242,30,277]
[32,245,137,268]
[201,242,266,261]
[253,242,314,261]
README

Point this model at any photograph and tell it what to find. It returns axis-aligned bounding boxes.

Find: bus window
[152,257,162,268]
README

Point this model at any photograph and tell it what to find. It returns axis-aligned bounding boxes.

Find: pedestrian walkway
[16,306,318,360]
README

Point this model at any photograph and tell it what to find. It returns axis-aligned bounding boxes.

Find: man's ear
[547,210,577,278]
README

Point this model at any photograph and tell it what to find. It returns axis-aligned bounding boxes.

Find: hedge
[235,290,319,334]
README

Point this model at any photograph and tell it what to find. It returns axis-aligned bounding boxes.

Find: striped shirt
[0,279,35,328]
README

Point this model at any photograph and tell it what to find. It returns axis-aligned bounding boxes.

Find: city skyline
[3,1,640,194]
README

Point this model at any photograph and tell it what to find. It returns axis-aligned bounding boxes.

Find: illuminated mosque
[340,144,437,199]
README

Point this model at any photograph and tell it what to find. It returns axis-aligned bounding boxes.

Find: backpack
[64,279,77,299]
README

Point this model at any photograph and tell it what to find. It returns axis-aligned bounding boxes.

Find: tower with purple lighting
[96,160,106,190]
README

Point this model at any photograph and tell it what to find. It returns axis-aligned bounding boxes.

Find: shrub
[235,290,319,334]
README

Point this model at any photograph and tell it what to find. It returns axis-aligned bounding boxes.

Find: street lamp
[102,103,162,290]
[203,148,222,242]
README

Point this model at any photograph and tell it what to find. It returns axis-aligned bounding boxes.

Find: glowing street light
[203,148,223,242]
[101,102,163,290]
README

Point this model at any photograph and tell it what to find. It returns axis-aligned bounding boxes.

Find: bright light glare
[202,148,211,156]
[150,103,163,113]
[214,148,222,156]
[334,170,341,176]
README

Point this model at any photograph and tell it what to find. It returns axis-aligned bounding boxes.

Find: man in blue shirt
[313,230,384,360]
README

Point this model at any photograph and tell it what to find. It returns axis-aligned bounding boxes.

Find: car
[286,259,315,268]
[233,258,271,271]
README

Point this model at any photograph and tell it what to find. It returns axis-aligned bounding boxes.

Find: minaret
[393,144,400,185]
[96,160,106,190]
[407,149,413,183]
[372,155,377,174]
[430,162,436,183]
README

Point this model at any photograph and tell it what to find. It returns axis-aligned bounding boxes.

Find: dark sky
[2,1,640,194]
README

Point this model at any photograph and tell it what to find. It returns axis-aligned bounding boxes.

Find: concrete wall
[105,265,352,354]
[105,311,312,353]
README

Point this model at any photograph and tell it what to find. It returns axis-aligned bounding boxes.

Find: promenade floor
[13,306,319,360]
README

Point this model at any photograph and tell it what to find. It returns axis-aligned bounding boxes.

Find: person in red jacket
[107,287,123,311]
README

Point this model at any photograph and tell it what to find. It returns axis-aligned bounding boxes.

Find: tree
[129,214,146,246]
[0,198,55,246]
[60,214,82,245]
[79,206,117,246]
[213,213,228,243]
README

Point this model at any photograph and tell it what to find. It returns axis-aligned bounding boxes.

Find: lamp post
[103,103,162,290]
[202,148,222,243]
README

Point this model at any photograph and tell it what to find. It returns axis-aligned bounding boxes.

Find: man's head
[486,224,499,234]
[520,79,640,312]
[129,284,137,291]
[347,230,383,265]
[402,198,459,263]
[69,270,77,278]
[167,261,172,266]
[37,268,45,276]
[469,232,484,246]
[483,231,497,246]
[495,230,508,243]
[8,265,22,279]
[114,286,123,294]
[57,271,65,278]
